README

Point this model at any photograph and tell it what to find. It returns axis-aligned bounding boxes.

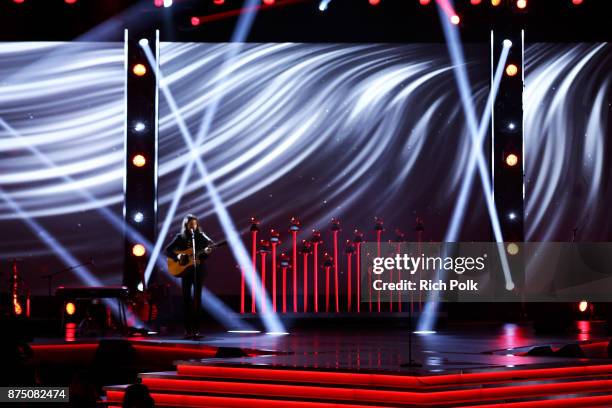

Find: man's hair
[181,214,201,238]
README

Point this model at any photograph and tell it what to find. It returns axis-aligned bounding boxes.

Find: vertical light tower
[492,22,525,291]
[123,30,159,294]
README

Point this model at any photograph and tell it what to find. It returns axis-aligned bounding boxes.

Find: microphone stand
[190,229,199,326]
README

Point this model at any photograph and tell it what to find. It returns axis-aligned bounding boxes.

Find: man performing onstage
[165,214,215,339]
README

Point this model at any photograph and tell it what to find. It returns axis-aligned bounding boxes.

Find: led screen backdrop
[158,43,492,294]
[524,43,612,242]
[0,42,125,294]
[2,41,610,296]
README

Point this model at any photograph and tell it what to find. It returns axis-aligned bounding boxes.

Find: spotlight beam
[0,117,167,271]
[0,187,146,328]
[419,11,517,333]
[140,0,285,334]
[435,9,514,289]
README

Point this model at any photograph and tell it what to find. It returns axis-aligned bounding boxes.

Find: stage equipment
[505,153,519,166]
[10,260,30,318]
[249,217,260,313]
[290,217,301,312]
[311,230,322,312]
[492,27,525,292]
[270,229,281,312]
[353,230,364,312]
[331,218,341,313]
[345,240,355,311]
[506,63,519,76]
[374,218,385,312]
[323,252,333,312]
[280,252,291,313]
[132,154,146,167]
[124,29,159,294]
[259,239,271,313]
[301,240,312,312]
[395,229,406,312]
[132,244,146,257]
[56,286,129,334]
[166,241,227,277]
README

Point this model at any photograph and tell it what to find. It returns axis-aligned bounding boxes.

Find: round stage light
[153,0,163,7]
[191,16,201,26]
[132,244,146,257]
[213,0,225,4]
[163,0,173,7]
[516,0,527,9]
[491,0,501,6]
[506,63,519,77]
[65,0,77,4]
[572,0,583,4]
[134,122,146,132]
[65,302,76,315]
[369,0,381,5]
[263,0,275,5]
[507,243,519,255]
[138,38,149,47]
[132,154,147,167]
[579,301,588,312]
[505,153,519,167]
[132,64,147,77]
[419,0,431,5]
[450,15,460,25]
[13,0,25,3]
[503,39,513,48]
[137,282,144,292]
[508,122,516,130]
[471,0,482,4]
[133,212,144,223]
[508,212,517,221]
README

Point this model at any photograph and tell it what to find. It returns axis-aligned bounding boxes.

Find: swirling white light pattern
[158,43,492,255]
[3,41,608,294]
[524,43,612,241]
[0,42,125,288]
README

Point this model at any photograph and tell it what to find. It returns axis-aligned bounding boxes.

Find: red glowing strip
[313,243,319,313]
[141,376,612,405]
[375,230,382,312]
[396,243,402,312]
[333,231,339,313]
[261,252,267,313]
[107,390,385,408]
[251,231,257,313]
[192,0,306,25]
[303,253,308,312]
[177,364,612,390]
[272,243,277,312]
[240,265,245,314]
[347,253,352,311]
[31,343,99,352]
[325,266,330,312]
[282,266,287,313]
[355,243,361,313]
[292,231,298,313]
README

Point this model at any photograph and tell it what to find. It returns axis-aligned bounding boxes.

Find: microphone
[190,228,195,237]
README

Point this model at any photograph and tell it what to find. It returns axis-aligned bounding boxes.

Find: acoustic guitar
[167,240,226,277]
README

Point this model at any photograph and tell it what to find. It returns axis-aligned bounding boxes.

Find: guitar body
[167,249,202,278]
[167,241,226,278]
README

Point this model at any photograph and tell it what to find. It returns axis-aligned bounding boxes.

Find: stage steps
[104,362,612,407]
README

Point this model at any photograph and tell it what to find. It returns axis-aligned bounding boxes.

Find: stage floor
[34,321,612,374]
